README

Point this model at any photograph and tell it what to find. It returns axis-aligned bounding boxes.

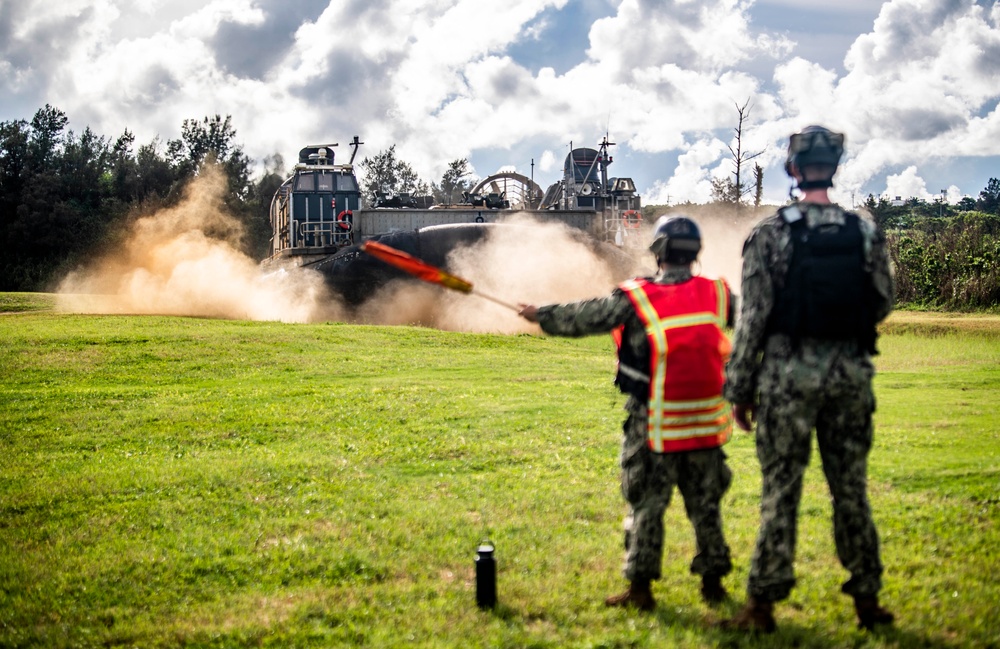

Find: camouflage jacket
[536,267,735,412]
[722,202,895,405]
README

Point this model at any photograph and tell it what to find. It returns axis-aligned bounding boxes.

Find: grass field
[1,294,998,648]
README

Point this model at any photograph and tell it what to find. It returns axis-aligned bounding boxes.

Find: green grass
[0,292,55,313]
[1,297,998,648]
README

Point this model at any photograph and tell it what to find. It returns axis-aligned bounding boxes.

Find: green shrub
[887,212,1000,309]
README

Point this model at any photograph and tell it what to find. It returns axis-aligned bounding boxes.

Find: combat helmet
[785,125,845,189]
[649,215,701,265]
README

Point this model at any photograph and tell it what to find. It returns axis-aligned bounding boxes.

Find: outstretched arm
[519,292,633,337]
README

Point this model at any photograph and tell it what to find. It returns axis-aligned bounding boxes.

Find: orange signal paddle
[360,240,519,311]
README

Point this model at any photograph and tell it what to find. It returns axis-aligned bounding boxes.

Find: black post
[475,544,496,609]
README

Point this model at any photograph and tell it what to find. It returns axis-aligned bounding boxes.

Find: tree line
[881,211,1000,310]
[650,178,1000,311]
[357,146,478,207]
[0,106,481,292]
[861,187,1000,310]
[0,106,284,291]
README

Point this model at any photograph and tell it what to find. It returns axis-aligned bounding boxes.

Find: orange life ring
[623,210,641,228]
[337,209,353,231]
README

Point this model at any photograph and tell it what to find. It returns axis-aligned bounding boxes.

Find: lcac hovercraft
[262,136,647,307]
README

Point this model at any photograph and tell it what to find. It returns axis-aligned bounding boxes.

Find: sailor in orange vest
[519,215,735,611]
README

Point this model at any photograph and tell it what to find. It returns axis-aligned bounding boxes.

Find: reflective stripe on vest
[620,277,732,453]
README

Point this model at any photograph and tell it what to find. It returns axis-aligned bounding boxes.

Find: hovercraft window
[337,175,359,192]
[295,174,315,191]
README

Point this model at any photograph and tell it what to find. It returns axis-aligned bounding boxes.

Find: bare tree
[727,98,765,205]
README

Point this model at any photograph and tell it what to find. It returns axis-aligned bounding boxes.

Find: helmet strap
[797,178,834,190]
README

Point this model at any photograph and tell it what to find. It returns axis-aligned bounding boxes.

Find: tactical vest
[767,206,877,352]
[618,277,732,453]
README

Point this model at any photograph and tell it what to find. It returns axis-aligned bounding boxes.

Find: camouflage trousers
[619,405,733,582]
[748,336,885,602]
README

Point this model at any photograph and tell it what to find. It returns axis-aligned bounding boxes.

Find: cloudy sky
[2,0,999,207]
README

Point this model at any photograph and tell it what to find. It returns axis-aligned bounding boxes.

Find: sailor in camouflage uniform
[519,216,735,612]
[721,126,895,633]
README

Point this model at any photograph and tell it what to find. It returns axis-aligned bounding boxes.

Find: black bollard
[475,543,496,609]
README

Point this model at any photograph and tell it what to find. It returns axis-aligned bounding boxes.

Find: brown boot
[700,574,728,604]
[854,596,894,630]
[718,597,776,633]
[605,580,655,612]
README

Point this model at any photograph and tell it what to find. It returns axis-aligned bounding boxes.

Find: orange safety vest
[619,277,732,453]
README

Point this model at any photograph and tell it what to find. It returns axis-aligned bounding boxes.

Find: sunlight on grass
[1,297,998,648]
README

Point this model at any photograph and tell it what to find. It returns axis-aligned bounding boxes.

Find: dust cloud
[394,208,760,335]
[679,208,763,295]
[56,167,339,323]
[352,213,652,333]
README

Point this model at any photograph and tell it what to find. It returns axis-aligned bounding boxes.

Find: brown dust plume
[679,208,763,294]
[55,174,761,333]
[353,213,652,333]
[56,167,339,323]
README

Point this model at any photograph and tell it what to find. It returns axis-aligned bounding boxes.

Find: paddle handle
[471,288,520,312]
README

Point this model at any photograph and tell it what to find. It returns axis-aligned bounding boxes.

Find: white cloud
[646,137,727,204]
[588,0,793,76]
[835,2,1000,159]
[883,166,929,201]
[7,0,116,40]
[1,0,999,206]
[759,0,878,9]
[170,0,265,37]
[773,58,839,126]
[538,149,557,173]
[880,165,961,204]
[775,2,1000,203]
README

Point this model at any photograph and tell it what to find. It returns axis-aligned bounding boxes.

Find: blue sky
[2,0,998,207]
